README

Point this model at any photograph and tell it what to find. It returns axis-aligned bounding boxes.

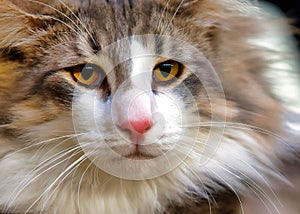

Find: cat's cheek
[144,93,184,149]
[72,90,109,128]
[71,92,109,150]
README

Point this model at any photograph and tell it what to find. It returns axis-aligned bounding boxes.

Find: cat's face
[0,0,290,212]
[1,0,239,178]
[71,34,228,178]
[0,0,282,174]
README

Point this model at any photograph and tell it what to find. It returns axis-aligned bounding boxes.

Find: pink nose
[129,119,152,134]
[119,93,152,136]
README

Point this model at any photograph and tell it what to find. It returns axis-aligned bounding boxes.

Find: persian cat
[0,0,299,213]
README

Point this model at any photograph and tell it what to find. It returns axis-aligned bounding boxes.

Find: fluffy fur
[0,0,299,213]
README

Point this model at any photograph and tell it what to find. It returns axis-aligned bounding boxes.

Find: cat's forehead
[79,0,159,46]
[0,0,214,73]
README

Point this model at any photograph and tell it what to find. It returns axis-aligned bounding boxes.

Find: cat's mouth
[124,152,157,160]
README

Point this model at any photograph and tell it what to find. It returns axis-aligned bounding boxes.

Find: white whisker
[207,168,245,214]
[179,159,214,214]
[161,0,185,36]
[174,141,281,213]
[27,0,82,35]
[56,0,98,47]
[76,156,95,209]
[5,133,84,158]
[24,151,87,213]
[155,0,171,32]
[182,122,282,141]
[40,154,90,213]
[182,121,299,155]
[4,145,83,211]
[214,161,280,214]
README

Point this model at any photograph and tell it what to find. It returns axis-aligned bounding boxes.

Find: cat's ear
[9,0,57,14]
[0,0,28,49]
[156,0,220,27]
[0,0,48,49]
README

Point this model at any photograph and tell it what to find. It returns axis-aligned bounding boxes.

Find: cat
[0,0,299,213]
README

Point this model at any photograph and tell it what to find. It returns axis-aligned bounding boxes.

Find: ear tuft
[9,0,55,14]
[0,0,32,49]
[0,0,51,50]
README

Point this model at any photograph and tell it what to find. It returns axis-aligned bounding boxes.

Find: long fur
[0,0,299,213]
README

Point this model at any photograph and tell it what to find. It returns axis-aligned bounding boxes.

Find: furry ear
[0,0,49,50]
[0,0,53,50]
[157,0,220,26]
[0,0,31,49]
[9,0,56,14]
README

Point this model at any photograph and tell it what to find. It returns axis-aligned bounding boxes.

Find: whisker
[160,0,185,37]
[212,161,280,214]
[245,182,275,214]
[206,168,245,214]
[32,143,83,173]
[4,145,83,212]
[181,133,284,209]
[24,151,87,213]
[181,121,299,155]
[76,155,95,209]
[46,130,77,134]
[179,159,214,214]
[40,153,91,213]
[40,15,78,36]
[31,136,75,161]
[155,0,171,32]
[27,0,82,35]
[47,40,76,52]
[0,14,28,21]
[5,133,84,158]
[234,159,284,208]
[56,0,98,47]
[182,122,281,140]
[174,145,281,213]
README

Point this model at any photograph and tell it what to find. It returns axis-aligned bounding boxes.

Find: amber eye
[153,60,182,83]
[72,64,104,87]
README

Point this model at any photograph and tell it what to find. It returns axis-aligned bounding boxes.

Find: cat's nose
[117,93,153,136]
[129,119,152,134]
[119,118,152,138]
[119,118,152,145]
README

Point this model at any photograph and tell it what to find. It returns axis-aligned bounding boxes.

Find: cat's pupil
[81,67,94,80]
[160,64,172,77]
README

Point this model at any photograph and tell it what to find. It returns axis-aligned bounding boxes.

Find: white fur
[0,87,282,214]
[130,38,155,90]
[0,3,297,213]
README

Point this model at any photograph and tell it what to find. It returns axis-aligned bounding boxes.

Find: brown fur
[0,0,298,213]
[0,0,282,133]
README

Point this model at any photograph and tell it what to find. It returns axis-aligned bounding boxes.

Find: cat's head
[0,0,285,186]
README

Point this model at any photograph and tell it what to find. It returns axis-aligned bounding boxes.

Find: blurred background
[262,0,300,50]
[242,1,300,214]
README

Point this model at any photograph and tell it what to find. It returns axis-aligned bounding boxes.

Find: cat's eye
[153,60,182,83]
[71,64,104,87]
